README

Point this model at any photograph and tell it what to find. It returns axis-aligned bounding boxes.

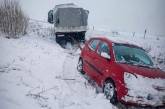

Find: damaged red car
[77,37,165,107]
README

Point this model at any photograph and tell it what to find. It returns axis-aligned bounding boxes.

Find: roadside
[0,21,165,109]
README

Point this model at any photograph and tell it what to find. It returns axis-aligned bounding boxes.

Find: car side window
[89,39,100,51]
[97,42,110,56]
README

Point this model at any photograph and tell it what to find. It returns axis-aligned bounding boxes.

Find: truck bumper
[54,26,88,33]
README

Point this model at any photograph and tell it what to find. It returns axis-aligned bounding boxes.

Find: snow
[0,28,116,109]
[123,72,165,106]
[0,20,165,109]
[0,36,66,109]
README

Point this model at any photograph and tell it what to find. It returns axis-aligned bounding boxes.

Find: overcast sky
[20,0,165,35]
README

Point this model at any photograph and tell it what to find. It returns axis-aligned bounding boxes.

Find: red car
[77,37,165,107]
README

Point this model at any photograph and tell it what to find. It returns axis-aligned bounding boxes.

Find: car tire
[77,58,85,74]
[103,79,118,105]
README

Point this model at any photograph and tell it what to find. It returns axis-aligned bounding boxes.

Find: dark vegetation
[0,0,28,38]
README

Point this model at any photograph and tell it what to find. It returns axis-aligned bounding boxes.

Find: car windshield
[113,43,153,67]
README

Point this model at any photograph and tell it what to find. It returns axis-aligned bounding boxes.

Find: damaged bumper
[123,72,165,107]
[122,93,165,107]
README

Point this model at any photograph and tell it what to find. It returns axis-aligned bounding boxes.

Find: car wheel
[77,58,85,74]
[103,79,118,105]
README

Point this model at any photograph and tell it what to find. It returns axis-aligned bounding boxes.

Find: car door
[83,39,100,80]
[93,41,111,86]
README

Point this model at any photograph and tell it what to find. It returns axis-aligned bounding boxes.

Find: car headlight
[124,72,138,92]
[124,72,137,81]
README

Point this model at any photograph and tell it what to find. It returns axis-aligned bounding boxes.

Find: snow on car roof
[92,35,143,48]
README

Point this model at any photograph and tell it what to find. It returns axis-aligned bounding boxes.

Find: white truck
[48,3,89,44]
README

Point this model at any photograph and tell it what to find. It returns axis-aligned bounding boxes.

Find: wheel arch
[79,57,82,60]
[103,77,117,95]
[103,77,118,104]
[78,57,83,63]
[103,77,116,88]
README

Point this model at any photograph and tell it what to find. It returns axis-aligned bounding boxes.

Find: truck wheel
[60,40,67,47]
[103,79,118,105]
[77,58,85,74]
[56,36,59,43]
[81,32,85,41]
[55,34,60,43]
[56,34,66,46]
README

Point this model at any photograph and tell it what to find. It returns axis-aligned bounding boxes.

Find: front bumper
[123,72,165,107]
[122,93,165,107]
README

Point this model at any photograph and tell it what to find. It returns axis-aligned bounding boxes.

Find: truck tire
[56,34,66,46]
[77,58,85,74]
[80,32,85,41]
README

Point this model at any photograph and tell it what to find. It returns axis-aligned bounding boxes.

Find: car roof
[90,36,144,50]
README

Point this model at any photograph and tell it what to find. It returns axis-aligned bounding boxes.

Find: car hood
[118,63,165,79]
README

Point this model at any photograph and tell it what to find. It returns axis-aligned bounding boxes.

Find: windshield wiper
[118,61,134,65]
[136,64,151,68]
[118,61,154,69]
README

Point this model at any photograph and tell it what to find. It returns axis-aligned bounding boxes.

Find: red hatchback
[77,37,165,107]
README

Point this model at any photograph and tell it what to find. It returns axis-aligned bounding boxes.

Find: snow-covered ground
[0,22,116,109]
[0,21,165,109]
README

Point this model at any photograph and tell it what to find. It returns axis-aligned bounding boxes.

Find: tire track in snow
[60,48,117,109]
[60,49,160,109]
[58,47,103,109]
[58,51,86,109]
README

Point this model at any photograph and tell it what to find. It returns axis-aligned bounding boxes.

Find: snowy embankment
[0,21,116,109]
[0,21,165,109]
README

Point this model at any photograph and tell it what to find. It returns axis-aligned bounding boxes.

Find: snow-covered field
[0,21,165,109]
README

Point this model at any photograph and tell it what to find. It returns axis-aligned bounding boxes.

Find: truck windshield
[113,43,153,67]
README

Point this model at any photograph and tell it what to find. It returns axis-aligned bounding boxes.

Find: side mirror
[48,10,54,24]
[101,52,110,60]
[85,10,89,14]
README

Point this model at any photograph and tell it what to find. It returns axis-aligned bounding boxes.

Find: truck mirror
[85,10,89,14]
[48,10,54,24]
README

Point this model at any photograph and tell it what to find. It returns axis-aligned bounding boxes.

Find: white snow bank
[0,35,115,109]
[0,20,165,109]
[0,35,66,109]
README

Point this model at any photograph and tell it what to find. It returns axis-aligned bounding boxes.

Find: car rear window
[89,39,100,51]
